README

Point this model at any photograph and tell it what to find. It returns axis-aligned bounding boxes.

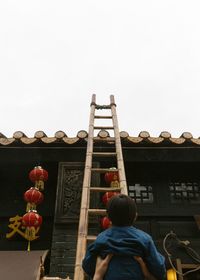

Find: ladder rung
[42,277,72,280]
[90,187,121,192]
[92,152,117,157]
[94,115,112,119]
[87,235,97,241]
[93,137,115,142]
[94,126,114,130]
[88,209,107,215]
[181,264,200,269]
[91,168,119,173]
[95,105,111,109]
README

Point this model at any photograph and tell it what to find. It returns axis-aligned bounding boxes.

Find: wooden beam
[176,259,183,280]
[194,215,200,230]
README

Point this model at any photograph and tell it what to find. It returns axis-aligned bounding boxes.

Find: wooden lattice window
[169,182,200,204]
[128,183,154,204]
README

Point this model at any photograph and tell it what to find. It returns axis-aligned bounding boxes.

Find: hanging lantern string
[27,240,30,252]
[21,165,48,251]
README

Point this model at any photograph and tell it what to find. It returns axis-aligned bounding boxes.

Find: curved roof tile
[0,130,199,146]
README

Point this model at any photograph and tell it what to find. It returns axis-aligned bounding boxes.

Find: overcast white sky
[0,1,200,137]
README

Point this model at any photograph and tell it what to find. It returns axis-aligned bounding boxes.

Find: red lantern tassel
[110,180,119,188]
[26,202,31,212]
[25,226,36,241]
[26,202,37,212]
[35,180,44,191]
[27,240,30,252]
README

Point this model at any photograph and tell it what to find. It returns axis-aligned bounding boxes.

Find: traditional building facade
[0,130,200,279]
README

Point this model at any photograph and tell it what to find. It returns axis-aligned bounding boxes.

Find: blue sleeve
[145,238,166,280]
[82,242,98,278]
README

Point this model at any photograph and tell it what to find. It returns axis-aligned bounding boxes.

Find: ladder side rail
[110,95,128,195]
[74,95,96,280]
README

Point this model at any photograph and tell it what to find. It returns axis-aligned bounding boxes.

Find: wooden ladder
[74,94,128,280]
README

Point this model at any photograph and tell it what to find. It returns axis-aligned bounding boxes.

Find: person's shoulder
[88,229,111,250]
[96,228,111,241]
[132,226,152,241]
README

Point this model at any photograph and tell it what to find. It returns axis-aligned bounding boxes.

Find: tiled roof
[0,130,200,146]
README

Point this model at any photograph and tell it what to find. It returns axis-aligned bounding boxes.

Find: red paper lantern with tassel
[102,192,118,205]
[22,211,42,241]
[24,187,44,211]
[104,167,119,187]
[29,166,48,191]
[100,217,111,229]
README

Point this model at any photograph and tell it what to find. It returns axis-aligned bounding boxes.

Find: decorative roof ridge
[0,130,88,146]
[0,130,200,146]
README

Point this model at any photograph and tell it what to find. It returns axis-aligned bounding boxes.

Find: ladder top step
[94,126,114,130]
[87,235,97,241]
[94,115,112,119]
[92,152,117,157]
[90,187,121,192]
[91,168,119,173]
[88,209,107,215]
[95,105,111,109]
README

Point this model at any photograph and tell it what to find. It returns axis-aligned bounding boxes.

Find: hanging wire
[163,231,200,277]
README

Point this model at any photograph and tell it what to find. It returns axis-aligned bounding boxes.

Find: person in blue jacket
[82,194,166,280]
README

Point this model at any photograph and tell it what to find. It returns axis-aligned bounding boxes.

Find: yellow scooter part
[167,269,177,280]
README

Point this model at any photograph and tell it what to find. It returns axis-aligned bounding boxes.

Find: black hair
[107,194,137,226]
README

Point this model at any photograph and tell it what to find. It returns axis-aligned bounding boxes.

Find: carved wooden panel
[63,168,83,217]
[55,162,99,223]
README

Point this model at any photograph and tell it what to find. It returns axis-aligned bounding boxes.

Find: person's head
[107,194,137,227]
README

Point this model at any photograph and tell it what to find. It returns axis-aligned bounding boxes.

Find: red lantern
[101,217,111,229]
[29,166,48,191]
[24,187,44,211]
[104,167,119,187]
[22,211,42,241]
[102,192,118,205]
[22,211,42,228]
